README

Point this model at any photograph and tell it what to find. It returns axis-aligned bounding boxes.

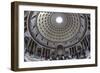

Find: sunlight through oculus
[56,16,63,24]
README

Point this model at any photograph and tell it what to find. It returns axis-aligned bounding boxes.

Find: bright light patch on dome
[56,16,63,24]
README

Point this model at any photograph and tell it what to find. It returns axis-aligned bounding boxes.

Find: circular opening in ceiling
[56,16,63,24]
